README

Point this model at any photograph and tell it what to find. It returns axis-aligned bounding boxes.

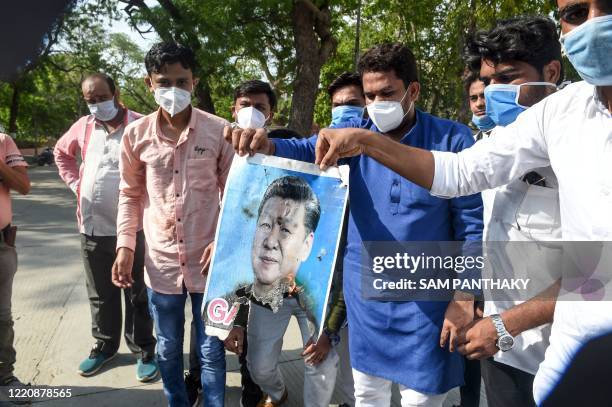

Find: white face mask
[88,98,118,122]
[366,87,412,133]
[237,106,267,129]
[154,87,192,117]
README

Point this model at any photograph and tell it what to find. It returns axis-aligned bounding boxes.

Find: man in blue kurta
[226,43,483,407]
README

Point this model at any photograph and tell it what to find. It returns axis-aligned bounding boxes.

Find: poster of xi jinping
[203,154,349,340]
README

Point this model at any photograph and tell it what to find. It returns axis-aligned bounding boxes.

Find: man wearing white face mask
[225,43,484,407]
[54,73,158,381]
[113,42,234,407]
[231,80,276,130]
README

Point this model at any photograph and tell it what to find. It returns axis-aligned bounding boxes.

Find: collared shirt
[272,109,483,394]
[117,107,234,294]
[0,133,27,229]
[430,81,612,403]
[55,110,142,235]
[478,128,561,376]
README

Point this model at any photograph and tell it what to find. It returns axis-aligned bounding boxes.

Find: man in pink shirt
[0,133,30,403]
[54,73,158,382]
[112,42,234,407]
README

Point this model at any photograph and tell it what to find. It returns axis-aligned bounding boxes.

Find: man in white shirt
[459,15,564,407]
[313,0,612,403]
[54,73,158,381]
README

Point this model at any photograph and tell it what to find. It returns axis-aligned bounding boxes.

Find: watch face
[498,335,515,352]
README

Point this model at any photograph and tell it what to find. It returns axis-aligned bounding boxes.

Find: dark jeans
[0,241,17,381]
[188,322,262,407]
[81,231,155,358]
[481,357,536,407]
[460,357,482,407]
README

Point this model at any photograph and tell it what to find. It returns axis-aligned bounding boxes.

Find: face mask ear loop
[396,82,415,122]
[399,82,411,104]
[515,82,557,109]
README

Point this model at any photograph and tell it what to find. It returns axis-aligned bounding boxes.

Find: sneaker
[77,346,116,376]
[0,376,31,405]
[184,372,202,407]
[256,389,288,407]
[136,357,159,382]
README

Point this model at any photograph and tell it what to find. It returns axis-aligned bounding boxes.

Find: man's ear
[114,89,125,109]
[300,232,315,261]
[543,60,562,84]
[193,77,200,89]
[266,110,275,125]
[231,104,237,121]
[144,76,154,92]
[409,81,421,103]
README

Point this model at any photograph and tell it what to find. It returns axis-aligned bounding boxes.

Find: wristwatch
[490,314,514,352]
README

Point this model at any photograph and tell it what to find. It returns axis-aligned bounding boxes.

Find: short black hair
[83,73,116,94]
[258,176,321,234]
[145,41,198,75]
[233,80,277,110]
[358,43,418,87]
[463,70,482,96]
[464,15,563,84]
[327,72,363,99]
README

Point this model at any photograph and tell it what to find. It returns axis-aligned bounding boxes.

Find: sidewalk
[7,166,470,406]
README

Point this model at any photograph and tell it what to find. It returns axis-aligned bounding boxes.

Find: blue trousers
[147,287,226,407]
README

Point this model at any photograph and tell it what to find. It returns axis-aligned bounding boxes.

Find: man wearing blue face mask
[465,71,495,140]
[459,16,564,407]
[225,43,484,407]
[314,0,612,404]
[328,72,366,128]
[296,71,365,407]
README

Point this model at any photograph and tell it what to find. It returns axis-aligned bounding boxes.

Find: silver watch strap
[490,314,509,337]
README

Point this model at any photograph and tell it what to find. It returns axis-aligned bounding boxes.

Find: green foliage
[0,0,576,146]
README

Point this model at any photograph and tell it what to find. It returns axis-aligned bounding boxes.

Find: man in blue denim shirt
[226,43,483,407]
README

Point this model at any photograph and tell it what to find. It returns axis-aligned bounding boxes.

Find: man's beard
[252,277,293,313]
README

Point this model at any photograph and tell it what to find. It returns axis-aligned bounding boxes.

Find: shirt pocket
[514,183,561,237]
[399,180,440,213]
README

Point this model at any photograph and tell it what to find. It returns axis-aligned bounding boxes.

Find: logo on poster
[207,298,239,326]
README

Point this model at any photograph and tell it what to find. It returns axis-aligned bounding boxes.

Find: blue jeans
[147,287,226,407]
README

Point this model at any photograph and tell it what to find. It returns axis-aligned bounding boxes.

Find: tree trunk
[288,0,336,136]
[8,82,20,135]
[194,79,216,114]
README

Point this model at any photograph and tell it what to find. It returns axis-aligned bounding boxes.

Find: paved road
[6,166,476,406]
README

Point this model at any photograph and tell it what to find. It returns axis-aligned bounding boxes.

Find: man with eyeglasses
[314,0,612,404]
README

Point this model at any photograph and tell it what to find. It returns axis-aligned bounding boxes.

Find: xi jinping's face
[251,197,314,288]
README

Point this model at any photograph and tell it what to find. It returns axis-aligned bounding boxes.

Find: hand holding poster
[202,154,348,341]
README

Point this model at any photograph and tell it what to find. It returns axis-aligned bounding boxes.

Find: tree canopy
[0,0,576,148]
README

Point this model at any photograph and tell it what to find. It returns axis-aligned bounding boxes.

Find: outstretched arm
[316,104,552,198]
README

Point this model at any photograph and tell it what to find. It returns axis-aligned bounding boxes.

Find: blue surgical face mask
[560,15,612,86]
[471,113,496,131]
[330,105,364,127]
[484,82,556,126]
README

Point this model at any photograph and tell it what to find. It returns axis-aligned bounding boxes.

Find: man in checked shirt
[112,42,234,407]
